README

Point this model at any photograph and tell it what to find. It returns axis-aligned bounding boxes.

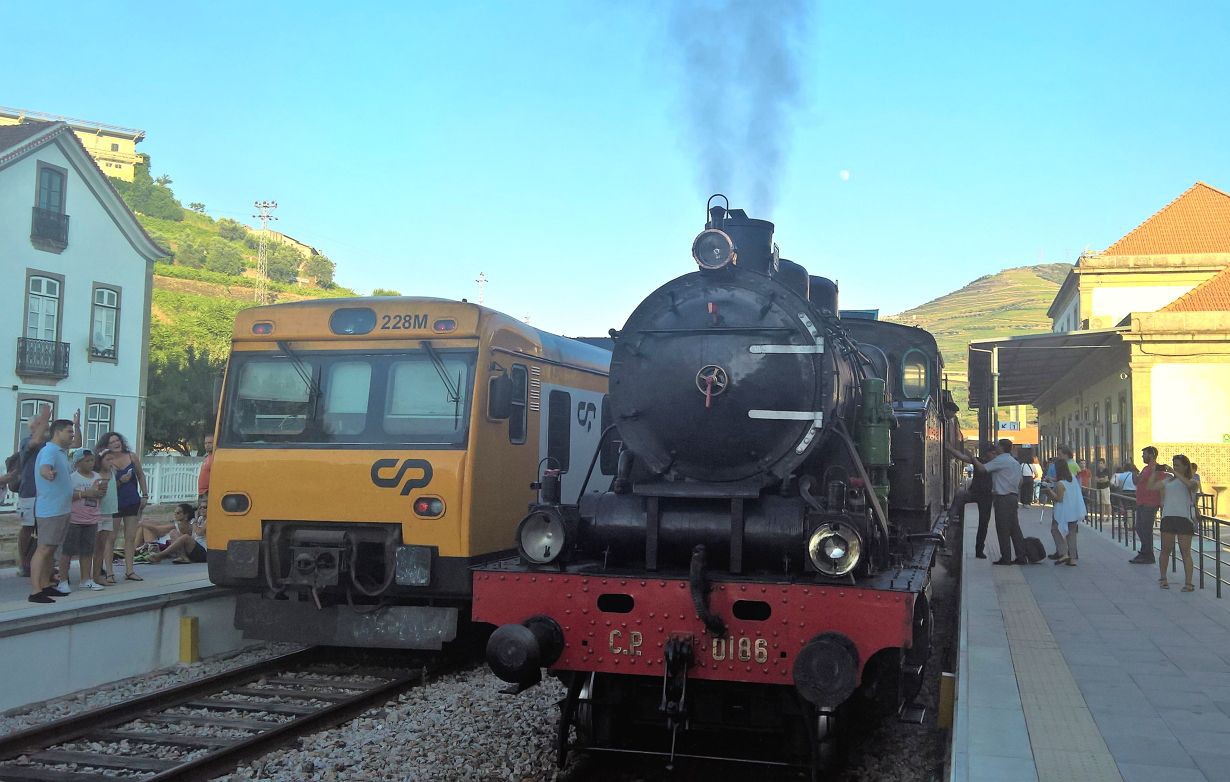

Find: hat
[70,448,93,465]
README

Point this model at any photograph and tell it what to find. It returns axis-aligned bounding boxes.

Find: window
[223,350,475,448]
[508,365,528,444]
[547,390,572,471]
[91,286,120,359]
[36,165,65,213]
[901,349,930,399]
[17,397,56,449]
[322,361,371,435]
[110,143,119,152]
[86,401,113,448]
[384,355,470,440]
[26,275,61,340]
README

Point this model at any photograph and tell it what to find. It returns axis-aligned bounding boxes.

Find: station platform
[0,558,256,712]
[951,504,1230,782]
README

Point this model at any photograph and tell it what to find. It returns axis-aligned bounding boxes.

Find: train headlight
[692,229,737,270]
[517,508,569,565]
[807,522,862,577]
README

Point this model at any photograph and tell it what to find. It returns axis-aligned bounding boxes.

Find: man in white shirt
[951,438,1031,564]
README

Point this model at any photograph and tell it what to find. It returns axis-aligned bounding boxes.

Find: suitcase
[1023,536,1046,563]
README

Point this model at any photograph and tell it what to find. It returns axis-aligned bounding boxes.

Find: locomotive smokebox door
[611,271,830,485]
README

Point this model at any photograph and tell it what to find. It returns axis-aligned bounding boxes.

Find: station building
[0,121,166,474]
[969,182,1230,511]
[0,106,146,182]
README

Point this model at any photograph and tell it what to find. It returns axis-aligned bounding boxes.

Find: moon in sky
[839,170,851,182]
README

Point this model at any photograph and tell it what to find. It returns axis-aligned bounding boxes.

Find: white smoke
[668,0,812,215]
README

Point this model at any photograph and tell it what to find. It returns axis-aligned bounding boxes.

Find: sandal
[1182,584,1195,592]
[1160,581,1170,589]
[125,572,144,581]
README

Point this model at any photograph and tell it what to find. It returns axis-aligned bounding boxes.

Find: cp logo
[370,459,433,495]
[577,401,597,432]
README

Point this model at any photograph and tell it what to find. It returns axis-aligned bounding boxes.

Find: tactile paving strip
[994,565,1124,782]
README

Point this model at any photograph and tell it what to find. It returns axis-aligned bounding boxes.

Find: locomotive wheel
[573,672,599,747]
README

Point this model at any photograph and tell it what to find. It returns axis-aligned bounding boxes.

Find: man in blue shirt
[29,419,75,604]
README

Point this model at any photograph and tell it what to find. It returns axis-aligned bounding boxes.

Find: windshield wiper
[277,340,322,415]
[419,340,463,428]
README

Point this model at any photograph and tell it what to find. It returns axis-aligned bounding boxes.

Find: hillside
[885,263,1071,419]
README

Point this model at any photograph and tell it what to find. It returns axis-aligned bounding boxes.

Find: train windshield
[221,349,476,448]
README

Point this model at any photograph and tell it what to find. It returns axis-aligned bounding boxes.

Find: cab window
[385,355,469,438]
[323,361,371,435]
[547,390,571,471]
[508,365,528,444]
[901,349,930,399]
[234,360,312,435]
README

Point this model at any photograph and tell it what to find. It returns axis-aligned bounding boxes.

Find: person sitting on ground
[58,449,106,593]
[136,505,190,549]
[149,506,207,564]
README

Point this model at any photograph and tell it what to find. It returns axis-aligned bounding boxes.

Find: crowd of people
[0,405,213,605]
[951,439,1203,591]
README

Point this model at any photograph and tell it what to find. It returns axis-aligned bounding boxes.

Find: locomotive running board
[747,410,824,423]
[749,343,824,354]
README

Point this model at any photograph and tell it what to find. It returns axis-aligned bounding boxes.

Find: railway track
[0,647,453,781]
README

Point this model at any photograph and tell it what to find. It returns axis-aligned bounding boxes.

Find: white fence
[1,457,204,512]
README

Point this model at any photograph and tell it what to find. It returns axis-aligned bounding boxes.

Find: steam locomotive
[472,197,961,775]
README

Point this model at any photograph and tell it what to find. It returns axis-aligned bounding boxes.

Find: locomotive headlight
[517,508,570,565]
[691,229,737,270]
[807,522,862,577]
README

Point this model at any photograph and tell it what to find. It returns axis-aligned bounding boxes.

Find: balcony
[16,338,70,379]
[30,207,69,252]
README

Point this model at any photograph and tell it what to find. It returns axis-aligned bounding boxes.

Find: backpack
[1023,537,1047,563]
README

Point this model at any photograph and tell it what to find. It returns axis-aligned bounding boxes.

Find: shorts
[63,523,99,556]
[185,540,207,563]
[35,514,71,547]
[114,503,141,519]
[98,518,113,532]
[1161,516,1195,535]
[18,497,36,527]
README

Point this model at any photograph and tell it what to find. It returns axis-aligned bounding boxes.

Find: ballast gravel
[215,667,571,782]
[0,642,301,736]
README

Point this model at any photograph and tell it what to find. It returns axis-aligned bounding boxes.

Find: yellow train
[207,297,612,648]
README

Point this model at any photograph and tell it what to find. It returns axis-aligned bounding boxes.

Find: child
[59,449,105,593]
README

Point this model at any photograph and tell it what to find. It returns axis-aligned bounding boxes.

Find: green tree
[265,242,302,284]
[204,239,245,275]
[145,346,225,455]
[176,241,207,268]
[217,218,248,242]
[372,288,401,296]
[111,157,184,221]
[188,202,206,213]
[304,254,336,287]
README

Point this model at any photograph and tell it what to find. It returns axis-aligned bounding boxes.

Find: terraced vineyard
[886,263,1071,419]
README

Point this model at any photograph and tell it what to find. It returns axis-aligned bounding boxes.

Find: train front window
[222,349,476,448]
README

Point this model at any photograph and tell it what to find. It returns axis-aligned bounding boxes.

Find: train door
[540,383,611,503]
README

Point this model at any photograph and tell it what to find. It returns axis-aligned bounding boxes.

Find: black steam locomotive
[473,197,960,775]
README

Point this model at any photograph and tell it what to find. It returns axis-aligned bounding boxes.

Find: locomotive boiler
[472,197,960,775]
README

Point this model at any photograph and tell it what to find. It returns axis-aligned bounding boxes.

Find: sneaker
[81,580,105,591]
[55,580,71,595]
[39,586,61,597]
[28,593,55,603]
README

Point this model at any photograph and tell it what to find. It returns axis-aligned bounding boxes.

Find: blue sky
[6,1,1230,335]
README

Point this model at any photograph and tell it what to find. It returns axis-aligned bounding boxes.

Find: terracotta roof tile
[0,120,53,151]
[1161,266,1230,312]
[1104,182,1230,256]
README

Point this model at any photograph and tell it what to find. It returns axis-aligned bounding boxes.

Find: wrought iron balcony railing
[16,337,70,378]
[31,206,69,249]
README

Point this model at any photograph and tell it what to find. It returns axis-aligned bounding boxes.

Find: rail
[1,459,203,512]
[1080,486,1230,598]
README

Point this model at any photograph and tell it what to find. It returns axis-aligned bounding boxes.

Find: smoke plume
[668,0,811,215]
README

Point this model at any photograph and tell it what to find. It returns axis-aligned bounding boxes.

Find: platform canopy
[967,329,1125,408]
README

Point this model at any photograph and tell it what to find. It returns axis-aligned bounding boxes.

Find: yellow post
[939,671,956,729]
[179,616,200,663]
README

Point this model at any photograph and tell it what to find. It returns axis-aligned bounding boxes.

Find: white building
[0,121,166,457]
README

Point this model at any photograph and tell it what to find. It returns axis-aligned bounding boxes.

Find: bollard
[180,616,200,663]
[939,671,956,730]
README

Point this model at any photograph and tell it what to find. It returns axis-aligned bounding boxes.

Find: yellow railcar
[207,297,612,648]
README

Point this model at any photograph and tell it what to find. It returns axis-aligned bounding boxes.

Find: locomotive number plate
[708,635,769,664]
[608,629,644,656]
